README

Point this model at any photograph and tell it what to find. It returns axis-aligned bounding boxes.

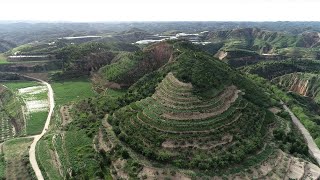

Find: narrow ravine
[21,75,55,180]
[281,101,320,165]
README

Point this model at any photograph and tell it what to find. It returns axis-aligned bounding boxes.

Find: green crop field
[53,130,100,178]
[2,81,50,136]
[36,135,62,180]
[27,111,48,135]
[2,81,39,91]
[52,79,96,106]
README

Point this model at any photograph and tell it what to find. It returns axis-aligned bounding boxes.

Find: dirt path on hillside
[21,74,55,180]
[281,101,320,165]
[60,105,72,127]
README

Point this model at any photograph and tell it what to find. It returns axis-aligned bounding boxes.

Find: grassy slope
[8,44,33,55]
[63,130,100,178]
[37,78,97,179]
[99,54,137,82]
[36,135,62,180]
[3,138,33,160]
[51,79,96,106]
[3,138,34,180]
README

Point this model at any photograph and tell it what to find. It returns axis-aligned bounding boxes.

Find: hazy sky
[1,0,320,22]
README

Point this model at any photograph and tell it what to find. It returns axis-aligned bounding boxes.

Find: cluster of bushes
[0,73,26,81]
[70,92,123,137]
[273,113,310,160]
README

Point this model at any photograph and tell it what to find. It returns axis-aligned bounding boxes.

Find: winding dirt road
[282,101,320,165]
[22,75,55,180]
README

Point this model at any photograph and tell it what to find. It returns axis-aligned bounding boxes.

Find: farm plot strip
[20,75,55,180]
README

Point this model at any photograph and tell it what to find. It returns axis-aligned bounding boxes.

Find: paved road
[282,101,320,165]
[22,75,55,180]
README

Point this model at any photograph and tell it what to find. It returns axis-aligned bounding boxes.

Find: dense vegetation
[81,42,283,178]
[242,60,320,148]
[54,26,320,179]
[47,42,285,179]
[2,22,320,179]
[0,72,28,81]
[52,42,140,80]
[99,42,173,87]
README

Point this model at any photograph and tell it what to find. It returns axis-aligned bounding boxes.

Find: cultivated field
[52,79,96,106]
[36,78,97,179]
[0,112,15,142]
[36,135,62,179]
[1,138,35,179]
[3,81,49,135]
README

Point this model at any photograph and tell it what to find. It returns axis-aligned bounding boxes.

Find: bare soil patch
[138,166,191,180]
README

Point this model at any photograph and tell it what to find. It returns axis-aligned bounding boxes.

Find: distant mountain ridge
[205,28,320,52]
[0,39,16,53]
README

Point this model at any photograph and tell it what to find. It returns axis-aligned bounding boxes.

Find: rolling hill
[2,22,320,180]
[98,42,173,88]
[202,28,320,61]
[0,39,16,53]
[94,41,320,179]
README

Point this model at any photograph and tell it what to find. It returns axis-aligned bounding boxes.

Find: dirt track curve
[282,101,320,165]
[21,75,55,180]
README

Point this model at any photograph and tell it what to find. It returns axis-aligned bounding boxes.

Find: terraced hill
[18,40,320,179]
[104,69,320,178]
[114,73,259,157]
